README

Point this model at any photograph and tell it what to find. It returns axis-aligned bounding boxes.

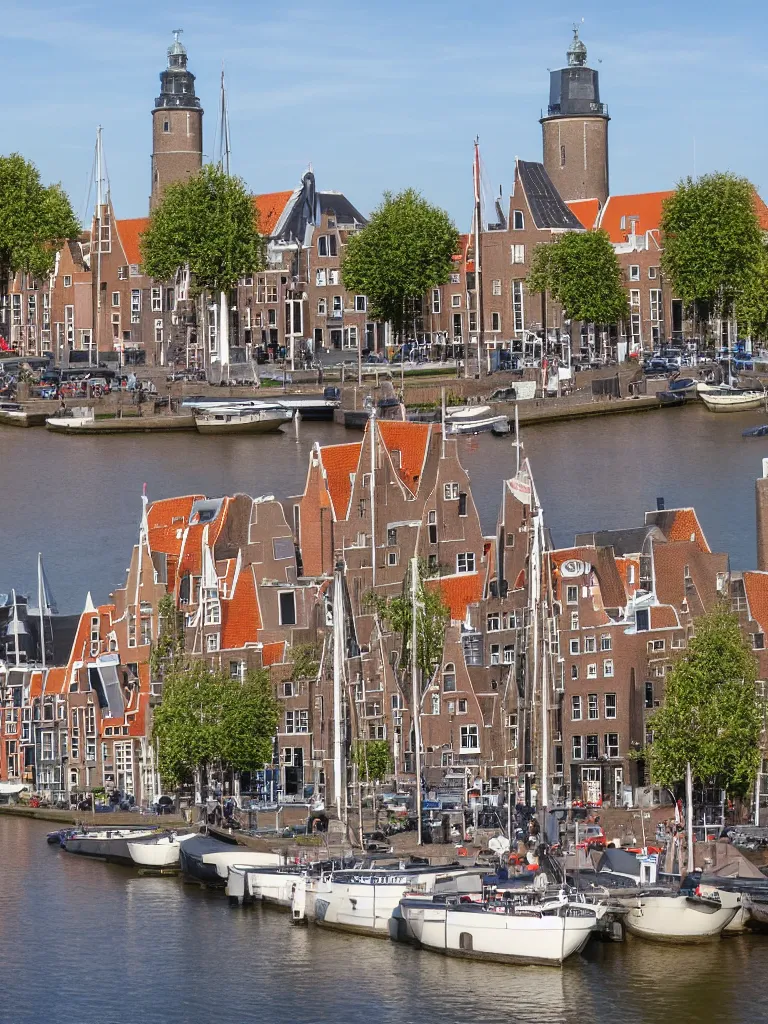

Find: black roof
[574,525,664,557]
[517,161,584,231]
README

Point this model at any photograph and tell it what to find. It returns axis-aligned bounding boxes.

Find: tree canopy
[140,164,265,292]
[648,606,762,796]
[353,740,392,783]
[366,560,449,681]
[0,153,80,282]
[341,189,458,339]
[527,230,628,325]
[660,172,764,319]
[152,662,279,785]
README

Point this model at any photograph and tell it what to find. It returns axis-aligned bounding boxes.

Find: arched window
[179,572,190,605]
[443,663,456,692]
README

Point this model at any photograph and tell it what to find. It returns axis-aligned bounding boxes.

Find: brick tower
[540,28,609,206]
[150,30,203,211]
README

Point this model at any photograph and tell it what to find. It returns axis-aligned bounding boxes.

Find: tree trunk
[219,290,230,373]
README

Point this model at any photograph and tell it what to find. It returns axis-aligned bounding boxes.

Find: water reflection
[2,819,767,1024]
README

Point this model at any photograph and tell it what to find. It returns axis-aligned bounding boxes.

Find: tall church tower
[540,28,609,206]
[150,30,203,211]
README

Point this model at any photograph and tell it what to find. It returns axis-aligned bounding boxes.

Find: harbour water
[2,402,767,610]
[2,815,768,1024]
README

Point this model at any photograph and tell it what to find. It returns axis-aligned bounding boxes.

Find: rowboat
[127,830,196,868]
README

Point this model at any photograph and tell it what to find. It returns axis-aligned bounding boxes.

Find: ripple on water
[2,819,768,1024]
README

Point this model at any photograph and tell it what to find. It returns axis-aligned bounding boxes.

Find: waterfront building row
[3,421,768,815]
[6,30,764,370]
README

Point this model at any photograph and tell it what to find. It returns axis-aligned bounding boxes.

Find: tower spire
[567,24,588,66]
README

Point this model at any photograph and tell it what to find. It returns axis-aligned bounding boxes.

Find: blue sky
[7,0,768,229]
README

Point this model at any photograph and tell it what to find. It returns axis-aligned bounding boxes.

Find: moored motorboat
[194,405,292,434]
[291,865,484,936]
[64,827,159,864]
[445,405,509,436]
[178,835,284,885]
[698,383,765,412]
[657,391,687,407]
[668,376,697,395]
[743,424,768,437]
[127,830,196,868]
[395,888,606,965]
[227,864,308,906]
[620,885,741,942]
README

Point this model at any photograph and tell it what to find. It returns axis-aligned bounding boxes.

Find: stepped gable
[647,507,710,553]
[517,160,585,230]
[376,420,431,494]
[319,442,363,520]
[220,565,262,650]
[427,572,483,623]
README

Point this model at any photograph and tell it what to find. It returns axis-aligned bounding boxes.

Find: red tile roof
[376,421,430,493]
[598,190,768,244]
[148,495,204,558]
[115,218,149,267]
[262,640,286,666]
[44,667,67,696]
[615,557,640,597]
[320,442,362,520]
[650,605,679,629]
[221,567,262,649]
[567,198,600,230]
[745,572,768,634]
[666,509,709,553]
[253,191,293,235]
[598,191,674,244]
[427,572,483,622]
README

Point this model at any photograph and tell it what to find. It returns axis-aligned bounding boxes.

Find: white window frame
[605,693,617,720]
[459,724,479,752]
[571,696,582,721]
[603,659,614,678]
[456,552,475,574]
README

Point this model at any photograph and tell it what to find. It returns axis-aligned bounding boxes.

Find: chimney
[757,460,768,571]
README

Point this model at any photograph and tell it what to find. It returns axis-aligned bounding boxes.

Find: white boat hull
[401,899,602,965]
[206,849,284,879]
[195,408,292,434]
[700,392,763,412]
[622,891,740,942]
[127,832,195,867]
[227,866,305,906]
[292,869,484,935]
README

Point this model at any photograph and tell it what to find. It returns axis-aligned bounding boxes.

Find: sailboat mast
[11,590,20,668]
[37,553,46,669]
[94,126,103,367]
[410,558,423,845]
[332,562,345,821]
[473,139,485,376]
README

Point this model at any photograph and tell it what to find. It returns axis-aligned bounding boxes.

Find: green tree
[140,164,265,364]
[647,606,762,797]
[528,229,628,327]
[352,739,392,783]
[0,153,79,285]
[152,662,279,786]
[149,593,185,679]
[661,172,764,336]
[366,560,449,681]
[735,246,768,340]
[341,188,458,345]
